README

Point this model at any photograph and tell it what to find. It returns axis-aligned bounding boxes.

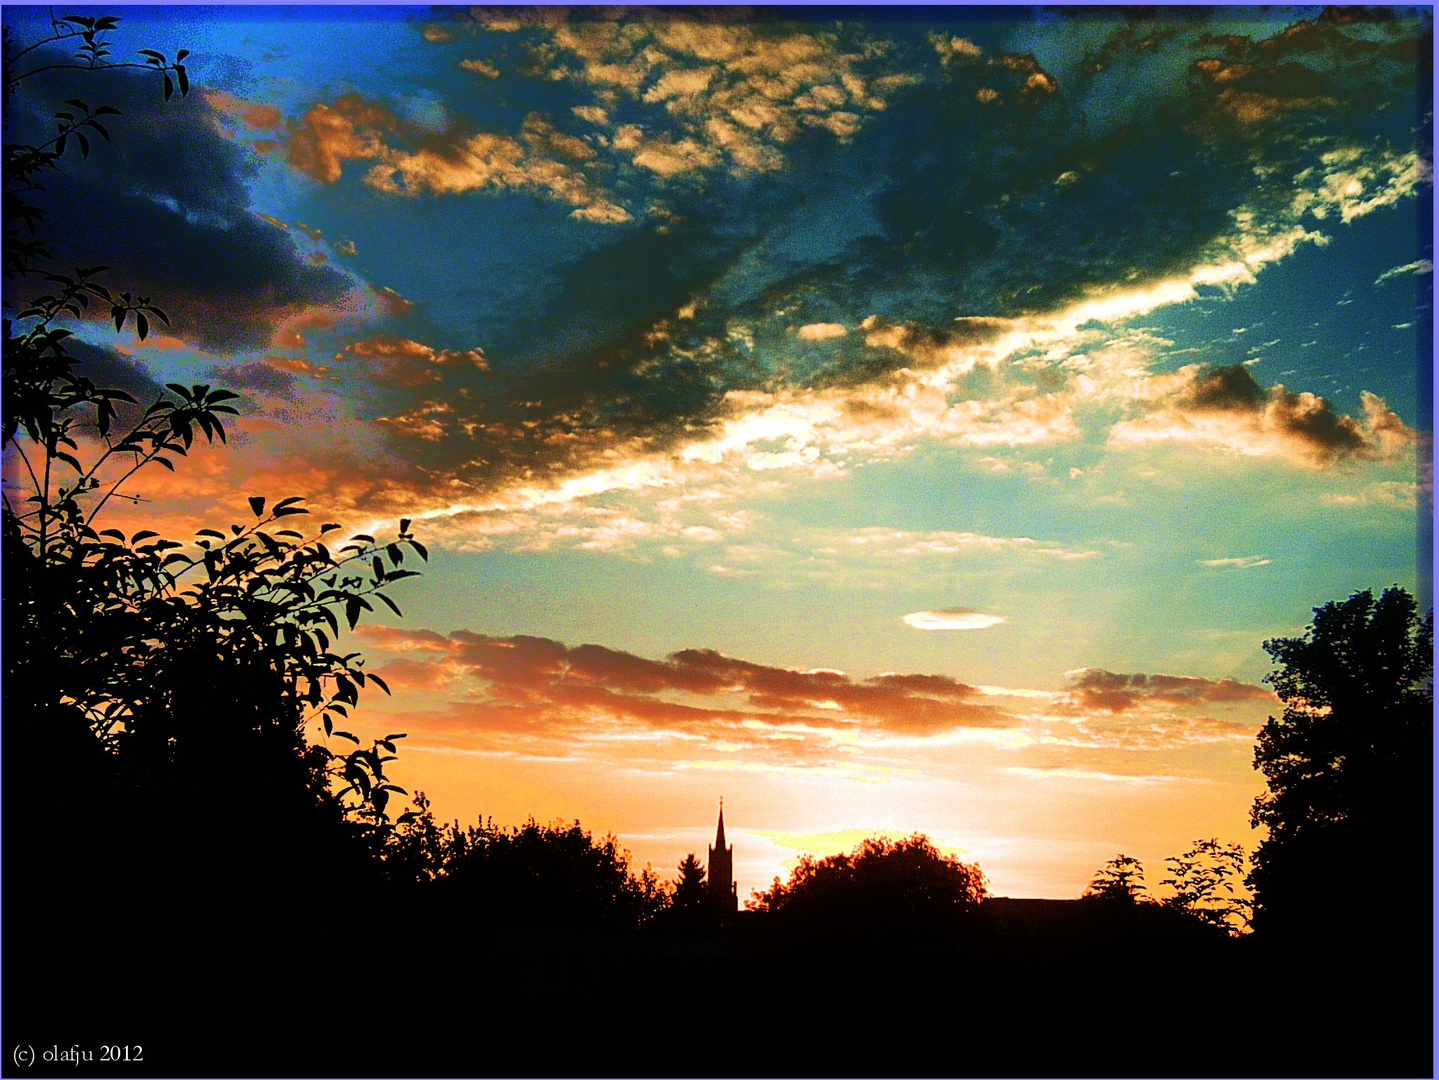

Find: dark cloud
[728,7,1427,348]
[216,360,299,400]
[1184,365,1269,412]
[13,9,1422,500]
[5,52,350,351]
[1134,364,1417,466]
[1066,667,1273,714]
[351,8,1423,494]
[64,337,167,404]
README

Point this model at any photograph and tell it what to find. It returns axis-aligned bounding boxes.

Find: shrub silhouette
[394,805,668,933]
[1161,838,1250,934]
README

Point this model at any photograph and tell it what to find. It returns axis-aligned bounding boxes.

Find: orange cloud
[341,334,488,387]
[373,286,413,317]
[283,93,629,222]
[358,629,1012,744]
[206,90,284,131]
[286,92,397,184]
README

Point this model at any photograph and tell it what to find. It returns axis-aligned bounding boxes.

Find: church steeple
[707,797,737,913]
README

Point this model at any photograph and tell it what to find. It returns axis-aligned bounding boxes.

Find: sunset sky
[5,4,1431,899]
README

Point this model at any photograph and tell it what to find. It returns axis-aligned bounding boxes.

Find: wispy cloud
[1200,555,1272,570]
[1374,259,1433,286]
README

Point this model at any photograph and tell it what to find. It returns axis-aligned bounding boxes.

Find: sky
[4,4,1431,900]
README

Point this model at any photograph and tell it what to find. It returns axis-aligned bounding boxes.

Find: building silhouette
[707,798,737,913]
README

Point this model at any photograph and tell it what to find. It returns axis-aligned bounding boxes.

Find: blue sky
[4,4,1430,897]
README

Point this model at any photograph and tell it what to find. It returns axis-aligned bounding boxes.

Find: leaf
[368,672,391,695]
[322,714,333,737]
[248,495,266,517]
[274,506,308,517]
[399,518,412,535]
[154,457,174,471]
[335,673,359,705]
[333,731,360,744]
[176,65,189,97]
[376,593,402,618]
[273,496,305,511]
[321,523,341,533]
[163,73,174,101]
[408,539,429,561]
[135,312,149,340]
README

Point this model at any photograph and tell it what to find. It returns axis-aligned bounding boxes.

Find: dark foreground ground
[6,897,1431,1078]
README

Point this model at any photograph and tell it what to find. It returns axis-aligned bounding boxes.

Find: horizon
[3,4,1430,903]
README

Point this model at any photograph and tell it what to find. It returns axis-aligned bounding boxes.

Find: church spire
[707,797,736,914]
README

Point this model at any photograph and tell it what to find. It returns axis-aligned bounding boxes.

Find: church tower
[707,798,737,912]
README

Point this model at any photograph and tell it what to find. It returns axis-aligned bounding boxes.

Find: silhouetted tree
[673,852,708,909]
[1083,853,1148,902]
[1161,838,1250,934]
[1248,586,1432,941]
[750,834,987,939]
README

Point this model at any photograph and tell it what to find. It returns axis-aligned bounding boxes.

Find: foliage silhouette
[389,799,668,932]
[1248,585,1432,941]
[1161,838,1250,934]
[749,833,987,939]
[1083,853,1148,903]
[2,20,426,1040]
[647,850,715,932]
